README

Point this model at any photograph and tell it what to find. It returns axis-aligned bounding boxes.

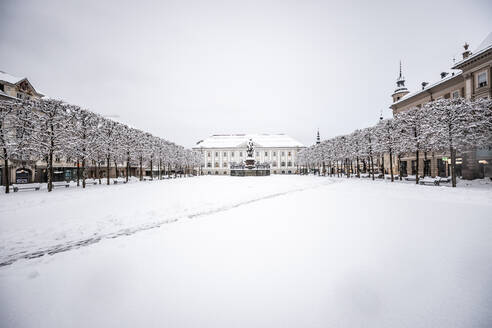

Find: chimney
[421,82,429,90]
[440,72,449,79]
[462,43,471,59]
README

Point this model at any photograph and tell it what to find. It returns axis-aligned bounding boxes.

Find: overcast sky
[1,0,491,148]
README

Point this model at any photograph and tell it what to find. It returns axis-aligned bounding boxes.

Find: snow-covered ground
[1,176,492,327]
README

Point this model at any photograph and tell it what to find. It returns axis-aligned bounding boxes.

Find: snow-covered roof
[0,71,25,84]
[0,70,45,97]
[194,134,305,149]
[452,32,492,69]
[391,71,462,107]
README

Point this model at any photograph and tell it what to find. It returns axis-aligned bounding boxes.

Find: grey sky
[1,0,491,148]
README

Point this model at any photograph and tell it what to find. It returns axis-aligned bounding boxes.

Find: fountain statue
[230,138,270,176]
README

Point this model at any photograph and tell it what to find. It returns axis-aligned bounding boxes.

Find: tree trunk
[114,160,118,178]
[356,157,360,178]
[106,156,110,185]
[150,159,153,180]
[450,146,457,188]
[76,160,80,187]
[370,156,375,180]
[398,154,402,180]
[139,157,143,181]
[3,156,9,194]
[415,150,420,184]
[0,122,10,193]
[97,162,101,184]
[126,157,130,183]
[158,159,162,180]
[47,149,53,192]
[389,149,394,182]
[82,159,86,188]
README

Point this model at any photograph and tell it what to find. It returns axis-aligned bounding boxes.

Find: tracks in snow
[0,180,336,268]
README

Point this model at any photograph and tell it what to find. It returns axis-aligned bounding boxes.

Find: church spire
[392,60,409,103]
[316,129,320,144]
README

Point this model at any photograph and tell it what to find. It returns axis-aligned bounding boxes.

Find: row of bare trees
[298,98,492,187]
[0,98,201,193]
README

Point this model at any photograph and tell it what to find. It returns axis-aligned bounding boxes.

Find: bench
[113,178,127,184]
[52,181,70,188]
[13,183,41,192]
[405,175,417,181]
[437,177,451,183]
[419,177,440,186]
[360,173,370,178]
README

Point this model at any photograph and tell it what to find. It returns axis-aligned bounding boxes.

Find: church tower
[316,130,320,144]
[391,61,409,103]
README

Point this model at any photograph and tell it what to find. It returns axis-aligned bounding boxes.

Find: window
[281,161,286,167]
[256,151,259,156]
[281,152,285,156]
[0,83,4,91]
[17,93,22,99]
[231,152,234,157]
[452,90,460,99]
[264,152,268,156]
[273,152,276,156]
[478,71,487,88]
[223,162,228,168]
[214,162,219,168]
[288,151,291,156]
[223,152,227,157]
[207,152,211,157]
[215,152,218,157]
[207,162,211,168]
[272,162,277,167]
[239,152,243,157]
[287,161,292,167]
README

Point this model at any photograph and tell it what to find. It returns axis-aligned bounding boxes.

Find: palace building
[388,32,492,179]
[193,134,305,175]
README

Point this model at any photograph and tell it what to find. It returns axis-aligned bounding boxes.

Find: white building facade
[193,134,305,175]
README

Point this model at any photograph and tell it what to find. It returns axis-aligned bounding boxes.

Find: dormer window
[478,71,487,88]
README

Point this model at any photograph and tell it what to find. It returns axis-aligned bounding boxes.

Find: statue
[246,139,254,157]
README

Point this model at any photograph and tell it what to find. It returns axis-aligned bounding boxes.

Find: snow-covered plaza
[1,175,492,327]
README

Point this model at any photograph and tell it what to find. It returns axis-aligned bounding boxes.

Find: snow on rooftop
[475,31,492,53]
[452,32,492,69]
[392,71,462,106]
[195,134,305,148]
[0,71,24,84]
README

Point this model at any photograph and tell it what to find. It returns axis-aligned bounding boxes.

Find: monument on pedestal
[230,138,270,176]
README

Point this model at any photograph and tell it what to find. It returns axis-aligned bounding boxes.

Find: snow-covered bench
[405,175,417,181]
[53,181,70,188]
[113,178,127,184]
[13,183,41,192]
[419,177,440,186]
[360,173,370,178]
[437,177,451,183]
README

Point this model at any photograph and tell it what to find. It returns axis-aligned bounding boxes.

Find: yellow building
[388,32,492,179]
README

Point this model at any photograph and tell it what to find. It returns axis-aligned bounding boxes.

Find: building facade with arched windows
[193,134,305,175]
